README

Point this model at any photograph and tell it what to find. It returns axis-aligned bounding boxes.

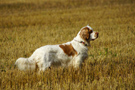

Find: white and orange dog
[15,25,98,72]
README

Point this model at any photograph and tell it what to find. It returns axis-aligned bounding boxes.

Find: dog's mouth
[90,36,98,41]
[91,39,95,41]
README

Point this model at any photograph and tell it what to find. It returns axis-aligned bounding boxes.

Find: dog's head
[78,25,99,46]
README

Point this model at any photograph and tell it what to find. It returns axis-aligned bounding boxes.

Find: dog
[15,25,99,72]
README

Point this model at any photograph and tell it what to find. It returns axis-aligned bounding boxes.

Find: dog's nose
[96,32,99,37]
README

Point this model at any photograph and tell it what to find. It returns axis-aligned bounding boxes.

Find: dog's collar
[74,40,88,46]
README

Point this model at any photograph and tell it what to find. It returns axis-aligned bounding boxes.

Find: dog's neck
[70,35,89,54]
[73,35,90,46]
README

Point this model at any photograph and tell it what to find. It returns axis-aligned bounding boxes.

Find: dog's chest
[78,52,88,60]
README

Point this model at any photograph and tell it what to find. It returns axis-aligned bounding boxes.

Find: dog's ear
[80,27,90,41]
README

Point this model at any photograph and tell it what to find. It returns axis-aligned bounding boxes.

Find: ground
[0,0,135,89]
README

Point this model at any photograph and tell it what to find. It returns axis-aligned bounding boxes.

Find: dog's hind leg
[37,61,52,74]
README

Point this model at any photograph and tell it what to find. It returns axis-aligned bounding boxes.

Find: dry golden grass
[0,0,135,89]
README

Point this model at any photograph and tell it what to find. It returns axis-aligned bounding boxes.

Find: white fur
[15,25,98,73]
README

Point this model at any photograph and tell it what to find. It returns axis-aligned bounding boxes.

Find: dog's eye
[89,30,93,33]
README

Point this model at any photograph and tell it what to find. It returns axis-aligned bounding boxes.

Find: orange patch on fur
[59,44,77,56]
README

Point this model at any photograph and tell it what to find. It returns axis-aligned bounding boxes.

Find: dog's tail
[15,57,37,71]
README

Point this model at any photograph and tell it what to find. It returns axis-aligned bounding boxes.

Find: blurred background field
[0,0,135,89]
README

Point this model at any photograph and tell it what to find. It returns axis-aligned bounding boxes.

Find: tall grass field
[0,0,135,89]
